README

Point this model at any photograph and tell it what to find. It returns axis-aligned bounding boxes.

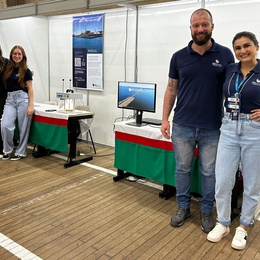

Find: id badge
[227,93,240,120]
[231,110,239,120]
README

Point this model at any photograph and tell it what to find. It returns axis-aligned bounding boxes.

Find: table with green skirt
[113,121,201,199]
[28,103,94,167]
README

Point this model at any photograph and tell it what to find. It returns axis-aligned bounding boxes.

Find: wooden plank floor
[0,142,259,259]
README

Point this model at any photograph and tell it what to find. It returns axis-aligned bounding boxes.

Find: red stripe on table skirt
[33,115,68,127]
[115,131,199,156]
[115,131,173,151]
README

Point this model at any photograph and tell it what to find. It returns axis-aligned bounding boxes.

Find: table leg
[64,117,93,168]
[159,184,176,200]
[113,169,130,181]
[32,145,56,158]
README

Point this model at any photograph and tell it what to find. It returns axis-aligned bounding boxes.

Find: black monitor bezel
[117,81,157,127]
[117,81,157,113]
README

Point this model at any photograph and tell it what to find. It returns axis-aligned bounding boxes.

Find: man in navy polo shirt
[161,8,234,233]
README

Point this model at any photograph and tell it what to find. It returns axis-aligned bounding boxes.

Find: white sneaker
[231,227,247,250]
[207,222,230,242]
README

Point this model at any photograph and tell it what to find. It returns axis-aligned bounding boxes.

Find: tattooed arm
[161,78,178,139]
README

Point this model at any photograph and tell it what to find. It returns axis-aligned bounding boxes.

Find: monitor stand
[126,110,143,127]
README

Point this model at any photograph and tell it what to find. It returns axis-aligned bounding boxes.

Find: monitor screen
[117,81,157,126]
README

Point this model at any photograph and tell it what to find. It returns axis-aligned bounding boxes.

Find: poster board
[72,13,104,91]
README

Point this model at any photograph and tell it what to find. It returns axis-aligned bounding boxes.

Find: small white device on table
[56,92,83,112]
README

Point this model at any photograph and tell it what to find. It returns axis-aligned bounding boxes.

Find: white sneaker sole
[231,241,246,250]
[11,157,22,161]
[207,230,230,243]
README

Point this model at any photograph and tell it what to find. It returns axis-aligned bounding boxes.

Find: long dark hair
[0,46,5,72]
[3,45,28,88]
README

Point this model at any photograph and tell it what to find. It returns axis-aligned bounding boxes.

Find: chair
[75,105,96,154]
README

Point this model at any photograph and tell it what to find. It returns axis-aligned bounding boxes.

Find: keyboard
[142,118,162,125]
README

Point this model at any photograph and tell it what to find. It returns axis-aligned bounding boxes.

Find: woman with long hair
[1,45,34,160]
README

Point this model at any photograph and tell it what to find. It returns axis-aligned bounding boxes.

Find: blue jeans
[215,113,260,227]
[171,124,220,213]
[1,90,32,157]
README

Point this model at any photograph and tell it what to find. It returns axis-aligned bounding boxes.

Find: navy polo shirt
[224,61,260,114]
[6,67,33,93]
[169,39,234,129]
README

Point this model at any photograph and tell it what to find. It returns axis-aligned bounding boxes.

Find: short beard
[192,32,212,46]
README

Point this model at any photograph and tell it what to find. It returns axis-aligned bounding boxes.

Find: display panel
[117,81,157,126]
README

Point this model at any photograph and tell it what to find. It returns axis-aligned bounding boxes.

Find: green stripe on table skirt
[114,139,201,194]
[29,122,68,153]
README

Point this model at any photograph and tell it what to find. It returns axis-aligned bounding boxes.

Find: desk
[29,103,94,168]
[113,121,201,199]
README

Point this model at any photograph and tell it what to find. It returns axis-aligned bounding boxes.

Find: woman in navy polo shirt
[207,31,260,250]
[1,45,34,160]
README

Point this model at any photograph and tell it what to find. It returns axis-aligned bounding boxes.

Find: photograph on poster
[72,13,104,90]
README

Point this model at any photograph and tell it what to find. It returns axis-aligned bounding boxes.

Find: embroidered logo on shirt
[252,79,260,86]
[212,59,222,67]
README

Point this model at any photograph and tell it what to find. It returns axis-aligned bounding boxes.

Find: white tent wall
[0,16,49,103]
[48,16,73,97]
[48,8,139,147]
[206,1,260,56]
[0,0,260,147]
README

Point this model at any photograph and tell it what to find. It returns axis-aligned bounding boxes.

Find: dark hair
[232,31,259,46]
[190,8,213,24]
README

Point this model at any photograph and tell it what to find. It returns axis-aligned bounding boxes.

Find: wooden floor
[0,142,259,260]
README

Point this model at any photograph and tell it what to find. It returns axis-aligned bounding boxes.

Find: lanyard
[235,72,251,93]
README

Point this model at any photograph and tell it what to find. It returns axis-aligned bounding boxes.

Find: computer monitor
[117,81,157,126]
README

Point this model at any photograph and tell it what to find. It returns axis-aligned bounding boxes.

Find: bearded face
[190,10,214,47]
[192,30,212,46]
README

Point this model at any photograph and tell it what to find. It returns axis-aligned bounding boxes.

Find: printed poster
[73,13,104,90]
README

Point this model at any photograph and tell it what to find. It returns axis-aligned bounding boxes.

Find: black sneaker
[11,155,22,161]
[201,212,214,233]
[2,153,11,160]
[170,208,191,227]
